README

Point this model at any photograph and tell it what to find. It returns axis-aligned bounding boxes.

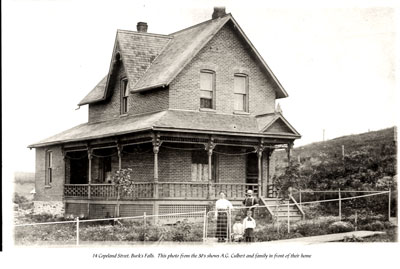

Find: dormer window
[234,74,248,112]
[121,78,128,114]
[200,70,215,109]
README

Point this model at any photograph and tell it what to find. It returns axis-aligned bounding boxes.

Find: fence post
[355,211,358,231]
[338,189,342,221]
[388,188,391,221]
[228,210,232,242]
[143,212,147,229]
[299,189,302,210]
[76,217,80,246]
[287,200,290,234]
[203,209,207,243]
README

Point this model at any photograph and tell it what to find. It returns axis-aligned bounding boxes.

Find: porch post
[117,144,122,170]
[205,138,215,199]
[152,134,162,199]
[88,149,92,199]
[286,142,292,167]
[266,148,270,197]
[256,141,264,198]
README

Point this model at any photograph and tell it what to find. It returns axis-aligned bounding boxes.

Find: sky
[2,0,398,175]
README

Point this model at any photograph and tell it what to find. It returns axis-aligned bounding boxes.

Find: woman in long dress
[215,191,233,242]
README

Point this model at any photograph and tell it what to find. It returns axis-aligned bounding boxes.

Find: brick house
[29,7,301,221]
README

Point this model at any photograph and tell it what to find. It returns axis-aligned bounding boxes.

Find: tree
[274,161,307,198]
[112,168,134,217]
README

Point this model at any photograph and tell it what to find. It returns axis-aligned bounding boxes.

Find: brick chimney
[137,22,148,33]
[212,7,226,19]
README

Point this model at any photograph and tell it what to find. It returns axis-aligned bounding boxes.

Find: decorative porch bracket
[204,137,216,199]
[152,133,163,199]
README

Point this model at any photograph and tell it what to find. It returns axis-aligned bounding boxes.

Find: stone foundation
[33,201,65,216]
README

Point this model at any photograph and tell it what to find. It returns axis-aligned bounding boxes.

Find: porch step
[259,197,304,222]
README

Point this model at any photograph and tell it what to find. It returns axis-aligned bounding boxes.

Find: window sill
[233,111,250,115]
[44,185,52,189]
[120,113,128,117]
[199,108,216,113]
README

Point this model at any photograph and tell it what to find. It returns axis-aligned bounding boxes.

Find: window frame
[199,70,216,110]
[233,74,249,112]
[45,150,53,186]
[120,78,129,115]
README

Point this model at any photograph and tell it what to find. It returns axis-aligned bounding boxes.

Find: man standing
[242,189,259,217]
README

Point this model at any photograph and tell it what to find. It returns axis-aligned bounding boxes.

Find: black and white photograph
[2,0,399,267]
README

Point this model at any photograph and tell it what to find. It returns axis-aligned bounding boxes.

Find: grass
[14,209,397,245]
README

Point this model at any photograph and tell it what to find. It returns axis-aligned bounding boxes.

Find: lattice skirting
[65,203,88,217]
[119,204,153,217]
[64,202,208,223]
[158,204,206,221]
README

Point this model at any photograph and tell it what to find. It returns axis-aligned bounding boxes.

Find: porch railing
[64,182,258,200]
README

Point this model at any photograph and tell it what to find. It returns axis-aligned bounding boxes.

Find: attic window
[120,78,128,114]
[200,70,215,109]
[234,74,248,112]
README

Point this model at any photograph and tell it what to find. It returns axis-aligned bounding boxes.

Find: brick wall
[129,88,169,115]
[217,154,246,183]
[34,146,64,201]
[121,150,154,182]
[169,22,276,115]
[159,148,192,182]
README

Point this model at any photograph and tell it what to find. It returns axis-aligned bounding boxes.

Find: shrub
[370,221,385,231]
[328,221,354,233]
[343,235,364,242]
[13,193,29,204]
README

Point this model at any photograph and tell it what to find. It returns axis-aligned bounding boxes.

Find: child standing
[243,210,256,242]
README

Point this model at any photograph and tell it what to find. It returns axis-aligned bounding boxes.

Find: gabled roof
[79,13,288,106]
[29,110,300,148]
[78,31,171,106]
[131,14,288,98]
[256,112,301,137]
[78,76,108,106]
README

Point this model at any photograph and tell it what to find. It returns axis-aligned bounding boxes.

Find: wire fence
[14,189,394,245]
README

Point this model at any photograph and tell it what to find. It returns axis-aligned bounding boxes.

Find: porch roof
[28,110,300,148]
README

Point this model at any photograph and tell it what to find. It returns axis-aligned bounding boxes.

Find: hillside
[276,127,396,162]
[273,127,397,186]
[14,172,35,200]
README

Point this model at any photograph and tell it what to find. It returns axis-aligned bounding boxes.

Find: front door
[246,153,258,193]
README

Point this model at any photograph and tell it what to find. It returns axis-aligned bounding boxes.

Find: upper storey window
[121,78,128,114]
[234,74,248,112]
[200,70,215,109]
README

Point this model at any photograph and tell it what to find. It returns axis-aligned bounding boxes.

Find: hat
[246,190,253,194]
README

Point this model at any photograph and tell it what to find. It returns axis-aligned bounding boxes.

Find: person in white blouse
[215,191,233,242]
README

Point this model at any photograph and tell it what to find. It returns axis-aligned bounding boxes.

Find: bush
[343,235,364,242]
[328,221,354,233]
[370,221,385,231]
[13,193,29,204]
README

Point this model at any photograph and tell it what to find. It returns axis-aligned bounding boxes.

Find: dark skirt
[216,211,228,239]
